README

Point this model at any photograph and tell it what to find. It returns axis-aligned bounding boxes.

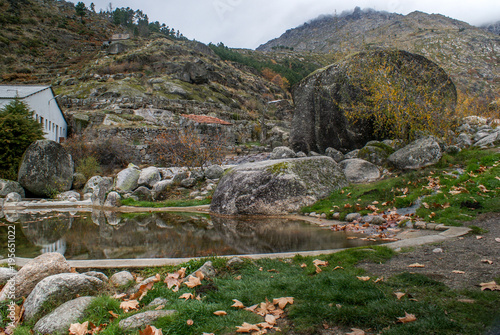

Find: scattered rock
[91,177,114,206]
[0,179,25,198]
[119,310,176,331]
[132,186,153,201]
[152,180,174,201]
[115,166,141,193]
[325,147,344,162]
[339,159,381,184]
[82,176,103,194]
[0,253,71,301]
[18,140,74,197]
[148,297,169,308]
[0,268,17,285]
[33,297,95,335]
[110,271,134,287]
[5,192,21,202]
[23,273,104,321]
[270,146,296,160]
[82,271,109,282]
[187,261,216,279]
[56,191,81,201]
[433,248,444,253]
[138,167,161,188]
[345,213,362,222]
[210,157,348,215]
[104,191,121,207]
[227,257,245,268]
[180,178,197,188]
[388,136,443,170]
[204,165,224,180]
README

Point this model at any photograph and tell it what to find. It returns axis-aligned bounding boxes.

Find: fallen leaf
[186,319,194,326]
[155,305,164,310]
[108,311,119,318]
[245,304,258,312]
[481,259,493,264]
[457,299,475,304]
[231,299,245,309]
[333,266,344,270]
[69,321,89,335]
[256,299,276,316]
[179,293,194,300]
[374,277,384,283]
[265,314,277,325]
[235,275,242,280]
[195,270,205,281]
[139,325,163,335]
[346,329,366,335]
[184,275,202,288]
[408,263,425,268]
[164,272,181,289]
[258,322,274,329]
[177,267,187,279]
[395,292,406,300]
[480,281,500,291]
[452,270,465,274]
[397,312,417,323]
[236,322,260,333]
[300,263,307,268]
[476,236,484,240]
[202,333,215,335]
[113,293,127,300]
[259,267,263,271]
[120,300,139,313]
[130,282,155,301]
[273,297,294,309]
[357,276,370,282]
[213,310,227,316]
[495,238,500,243]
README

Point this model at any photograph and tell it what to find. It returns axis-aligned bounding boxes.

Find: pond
[0,210,379,260]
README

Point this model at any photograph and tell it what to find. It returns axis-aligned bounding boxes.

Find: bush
[0,100,44,180]
[76,156,101,179]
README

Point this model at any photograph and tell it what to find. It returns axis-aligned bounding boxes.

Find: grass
[120,197,211,208]
[14,247,497,334]
[302,148,500,226]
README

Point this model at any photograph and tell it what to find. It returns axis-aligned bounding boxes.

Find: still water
[0,210,377,260]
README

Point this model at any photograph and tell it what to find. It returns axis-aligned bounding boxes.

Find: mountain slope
[258,8,500,97]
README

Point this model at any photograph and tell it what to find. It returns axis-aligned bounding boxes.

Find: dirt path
[359,212,500,290]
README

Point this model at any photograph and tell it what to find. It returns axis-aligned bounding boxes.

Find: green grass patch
[120,197,211,208]
[302,148,500,226]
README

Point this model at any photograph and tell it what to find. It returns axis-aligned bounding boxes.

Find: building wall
[24,89,67,142]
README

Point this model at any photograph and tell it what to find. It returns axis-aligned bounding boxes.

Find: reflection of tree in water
[3,211,375,259]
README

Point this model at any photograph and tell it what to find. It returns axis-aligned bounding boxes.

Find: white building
[0,85,67,142]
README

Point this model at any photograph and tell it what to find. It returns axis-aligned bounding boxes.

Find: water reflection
[0,210,377,260]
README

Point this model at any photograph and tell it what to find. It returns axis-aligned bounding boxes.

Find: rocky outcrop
[290,50,456,154]
[18,140,74,197]
[33,297,95,335]
[0,253,71,301]
[388,136,443,170]
[23,273,104,321]
[210,156,348,215]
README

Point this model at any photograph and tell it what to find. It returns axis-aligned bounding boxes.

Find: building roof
[181,114,232,125]
[0,85,51,99]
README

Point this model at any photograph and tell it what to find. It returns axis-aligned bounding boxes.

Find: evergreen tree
[75,2,86,22]
[0,100,44,180]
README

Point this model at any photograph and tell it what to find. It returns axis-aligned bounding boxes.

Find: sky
[83,0,500,49]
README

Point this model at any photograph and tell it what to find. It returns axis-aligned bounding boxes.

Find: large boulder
[0,179,25,198]
[290,50,457,154]
[23,273,104,321]
[33,297,95,335]
[0,253,71,301]
[138,167,161,188]
[18,140,74,197]
[388,136,443,170]
[210,156,348,215]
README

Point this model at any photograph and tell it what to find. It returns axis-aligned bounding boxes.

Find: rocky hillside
[481,20,500,35]
[258,8,500,98]
[0,0,292,147]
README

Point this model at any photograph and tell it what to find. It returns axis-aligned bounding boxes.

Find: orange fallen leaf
[139,325,163,335]
[195,270,205,281]
[130,282,155,301]
[397,312,417,323]
[236,322,260,333]
[177,267,187,278]
[235,275,242,280]
[256,299,276,316]
[394,292,405,300]
[120,300,139,313]
[186,319,194,326]
[408,263,425,268]
[258,322,274,329]
[259,267,263,271]
[333,266,344,270]
[231,299,245,309]
[452,270,465,274]
[69,321,89,335]
[184,275,202,288]
[480,281,500,291]
[179,293,194,300]
[346,329,366,335]
[265,314,277,325]
[481,259,493,264]
[113,293,127,300]
[213,310,227,316]
[476,235,484,240]
[300,263,307,268]
[357,276,370,282]
[245,304,258,312]
[273,297,294,309]
[108,311,119,319]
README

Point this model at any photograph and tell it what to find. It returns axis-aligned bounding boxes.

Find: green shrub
[76,156,102,179]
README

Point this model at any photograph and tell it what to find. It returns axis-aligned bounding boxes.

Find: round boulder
[210,156,348,215]
[339,159,381,184]
[18,140,74,197]
[388,136,443,170]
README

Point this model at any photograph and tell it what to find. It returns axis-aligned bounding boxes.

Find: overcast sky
[83,0,500,49]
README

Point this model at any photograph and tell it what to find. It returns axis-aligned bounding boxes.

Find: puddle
[0,210,379,260]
